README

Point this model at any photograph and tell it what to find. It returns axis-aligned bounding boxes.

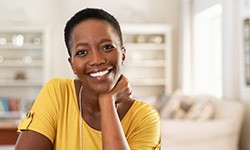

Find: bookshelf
[121,24,173,99]
[0,28,46,124]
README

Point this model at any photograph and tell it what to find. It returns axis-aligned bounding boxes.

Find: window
[192,4,222,98]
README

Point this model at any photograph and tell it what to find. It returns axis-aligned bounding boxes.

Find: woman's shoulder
[128,99,160,119]
[133,99,158,112]
[122,99,160,128]
[46,77,73,84]
[41,78,75,95]
[44,78,74,88]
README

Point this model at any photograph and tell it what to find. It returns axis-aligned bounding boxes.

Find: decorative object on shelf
[14,71,27,80]
[12,34,24,47]
[148,35,164,44]
[0,37,7,46]
[135,35,147,43]
[244,18,250,85]
[32,37,42,45]
[0,55,42,65]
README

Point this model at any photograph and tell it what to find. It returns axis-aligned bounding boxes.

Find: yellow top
[18,78,161,150]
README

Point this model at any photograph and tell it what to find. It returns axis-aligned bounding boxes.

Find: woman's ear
[121,47,126,64]
[68,57,76,74]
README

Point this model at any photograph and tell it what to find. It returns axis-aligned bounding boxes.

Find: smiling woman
[14,8,161,150]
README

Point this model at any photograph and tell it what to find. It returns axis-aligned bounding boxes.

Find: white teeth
[90,70,109,77]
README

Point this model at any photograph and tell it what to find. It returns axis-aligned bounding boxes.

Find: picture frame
[244,18,250,85]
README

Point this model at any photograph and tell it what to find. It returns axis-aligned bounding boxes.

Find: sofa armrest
[161,119,239,143]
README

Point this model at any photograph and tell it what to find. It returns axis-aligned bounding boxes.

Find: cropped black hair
[64,8,123,57]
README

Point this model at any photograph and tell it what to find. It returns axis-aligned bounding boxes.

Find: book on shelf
[0,97,33,115]
[0,97,9,112]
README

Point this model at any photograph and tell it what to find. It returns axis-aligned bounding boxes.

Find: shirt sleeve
[17,78,62,144]
[127,102,161,150]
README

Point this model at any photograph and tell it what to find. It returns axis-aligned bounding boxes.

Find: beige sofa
[160,99,245,150]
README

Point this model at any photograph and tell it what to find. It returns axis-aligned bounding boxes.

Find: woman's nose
[89,50,106,66]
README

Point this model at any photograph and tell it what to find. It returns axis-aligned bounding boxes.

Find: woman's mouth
[89,68,112,77]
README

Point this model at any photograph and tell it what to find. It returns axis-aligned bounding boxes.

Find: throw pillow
[160,89,194,119]
[186,95,216,120]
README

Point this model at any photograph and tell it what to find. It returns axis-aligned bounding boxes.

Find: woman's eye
[76,50,88,56]
[102,44,115,51]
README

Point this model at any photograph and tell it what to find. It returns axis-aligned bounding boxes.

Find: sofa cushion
[185,95,216,120]
[159,91,217,120]
[160,90,195,119]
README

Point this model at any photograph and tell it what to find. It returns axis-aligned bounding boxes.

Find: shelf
[0,111,22,119]
[0,79,43,86]
[0,119,20,129]
[0,43,43,50]
[122,23,172,34]
[125,43,165,50]
[130,78,166,86]
[125,60,165,67]
[0,61,43,67]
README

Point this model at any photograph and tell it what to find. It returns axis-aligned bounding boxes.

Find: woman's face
[68,19,125,94]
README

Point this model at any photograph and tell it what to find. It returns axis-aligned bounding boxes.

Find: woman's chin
[94,85,113,94]
[89,75,120,94]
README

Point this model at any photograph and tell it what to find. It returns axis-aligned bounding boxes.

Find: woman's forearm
[99,97,130,150]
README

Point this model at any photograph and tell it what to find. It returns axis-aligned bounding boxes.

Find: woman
[15,8,161,150]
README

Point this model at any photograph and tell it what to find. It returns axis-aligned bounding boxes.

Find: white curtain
[179,0,193,95]
[221,0,241,99]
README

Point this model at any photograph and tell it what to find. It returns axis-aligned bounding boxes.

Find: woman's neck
[82,87,101,113]
[75,79,101,113]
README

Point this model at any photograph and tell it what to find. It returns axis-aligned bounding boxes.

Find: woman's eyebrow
[74,42,89,49]
[99,38,112,43]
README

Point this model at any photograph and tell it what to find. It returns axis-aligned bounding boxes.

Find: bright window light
[192,4,222,98]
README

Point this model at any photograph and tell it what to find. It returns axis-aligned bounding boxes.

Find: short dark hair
[64,8,123,57]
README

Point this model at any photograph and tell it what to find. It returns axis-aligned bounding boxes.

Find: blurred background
[0,0,249,150]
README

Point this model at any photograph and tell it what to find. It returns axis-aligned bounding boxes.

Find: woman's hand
[99,75,133,104]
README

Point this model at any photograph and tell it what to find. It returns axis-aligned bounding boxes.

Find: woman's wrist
[98,94,116,108]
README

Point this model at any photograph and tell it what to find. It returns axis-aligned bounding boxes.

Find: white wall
[0,0,60,26]
[193,0,222,14]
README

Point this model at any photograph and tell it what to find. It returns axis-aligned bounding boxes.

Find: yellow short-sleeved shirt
[18,78,161,150]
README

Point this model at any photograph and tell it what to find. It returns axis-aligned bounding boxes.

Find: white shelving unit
[121,24,173,99]
[0,28,46,119]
